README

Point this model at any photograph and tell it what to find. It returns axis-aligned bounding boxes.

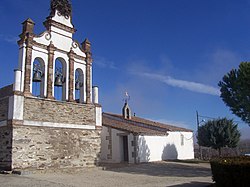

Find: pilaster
[23,35,33,96]
[85,55,92,104]
[68,49,75,102]
[47,42,56,99]
[82,39,92,104]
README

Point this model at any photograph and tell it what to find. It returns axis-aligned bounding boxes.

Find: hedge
[210,156,250,187]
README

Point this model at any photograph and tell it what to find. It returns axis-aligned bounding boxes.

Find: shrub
[210,156,250,187]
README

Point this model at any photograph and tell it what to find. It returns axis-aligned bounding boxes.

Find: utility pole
[196,111,202,160]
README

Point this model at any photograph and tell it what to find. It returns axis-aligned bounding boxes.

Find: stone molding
[13,91,24,96]
[44,19,76,34]
[22,120,96,130]
[32,40,86,62]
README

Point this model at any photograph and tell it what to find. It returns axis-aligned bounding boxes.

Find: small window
[181,134,184,146]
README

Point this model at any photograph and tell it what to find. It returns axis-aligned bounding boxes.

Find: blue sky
[0,0,249,138]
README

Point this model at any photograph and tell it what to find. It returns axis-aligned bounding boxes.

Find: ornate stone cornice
[43,19,76,34]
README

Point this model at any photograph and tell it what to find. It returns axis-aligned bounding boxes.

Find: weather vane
[123,91,130,104]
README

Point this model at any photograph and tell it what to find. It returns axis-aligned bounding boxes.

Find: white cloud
[0,34,18,44]
[196,48,243,84]
[94,56,118,69]
[134,71,220,96]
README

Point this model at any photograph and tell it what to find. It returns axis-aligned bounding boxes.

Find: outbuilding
[101,102,194,163]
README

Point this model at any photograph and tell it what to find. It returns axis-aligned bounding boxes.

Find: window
[181,134,184,146]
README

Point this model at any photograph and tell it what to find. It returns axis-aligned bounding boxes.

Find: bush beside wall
[210,156,250,187]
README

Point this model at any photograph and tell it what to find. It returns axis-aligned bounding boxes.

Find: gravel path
[0,161,213,187]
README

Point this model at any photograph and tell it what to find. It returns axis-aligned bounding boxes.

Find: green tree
[218,62,250,126]
[197,118,240,156]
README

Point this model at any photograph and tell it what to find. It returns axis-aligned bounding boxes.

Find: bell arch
[32,57,45,97]
[75,68,84,103]
[54,57,67,101]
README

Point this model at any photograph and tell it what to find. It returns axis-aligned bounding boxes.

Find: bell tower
[122,92,132,119]
[0,0,102,171]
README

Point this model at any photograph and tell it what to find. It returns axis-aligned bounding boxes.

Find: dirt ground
[0,161,213,187]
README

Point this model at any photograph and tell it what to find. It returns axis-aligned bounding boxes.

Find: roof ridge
[103,112,192,132]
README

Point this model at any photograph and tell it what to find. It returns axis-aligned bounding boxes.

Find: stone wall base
[1,124,101,171]
[0,125,12,170]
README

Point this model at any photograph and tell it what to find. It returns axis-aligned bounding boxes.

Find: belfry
[0,0,102,170]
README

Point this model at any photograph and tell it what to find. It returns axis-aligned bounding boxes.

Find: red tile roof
[102,112,192,135]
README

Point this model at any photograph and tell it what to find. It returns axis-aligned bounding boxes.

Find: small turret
[81,38,91,53]
[122,92,131,119]
[21,18,35,34]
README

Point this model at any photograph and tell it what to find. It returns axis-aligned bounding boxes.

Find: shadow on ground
[102,161,212,178]
[167,181,213,187]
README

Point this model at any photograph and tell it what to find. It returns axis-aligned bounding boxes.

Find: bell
[75,81,80,90]
[33,72,42,82]
[54,76,63,87]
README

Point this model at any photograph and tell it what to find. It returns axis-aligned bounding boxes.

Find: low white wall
[138,132,194,162]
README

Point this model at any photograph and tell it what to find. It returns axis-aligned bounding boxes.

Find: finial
[81,38,91,53]
[123,91,130,104]
[50,0,72,18]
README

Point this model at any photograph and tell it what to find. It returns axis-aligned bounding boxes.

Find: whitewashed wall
[100,126,109,161]
[101,126,194,163]
[138,132,194,162]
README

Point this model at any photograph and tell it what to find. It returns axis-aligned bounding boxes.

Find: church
[0,0,194,171]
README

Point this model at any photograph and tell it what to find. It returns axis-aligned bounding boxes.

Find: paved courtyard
[0,161,213,187]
